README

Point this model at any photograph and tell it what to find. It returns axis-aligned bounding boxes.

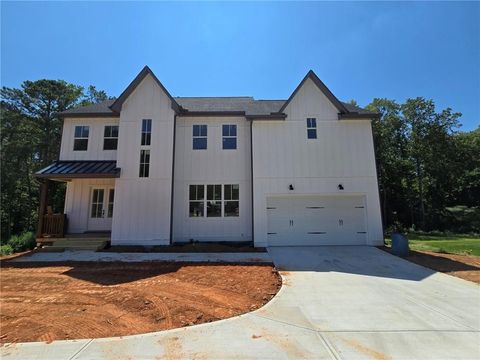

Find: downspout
[169,114,177,244]
[250,119,255,245]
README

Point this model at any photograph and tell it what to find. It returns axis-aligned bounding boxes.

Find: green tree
[402,98,461,229]
[1,80,110,240]
[80,85,115,106]
[367,98,412,228]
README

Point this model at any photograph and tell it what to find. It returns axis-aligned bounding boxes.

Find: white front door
[267,195,367,246]
[88,187,114,231]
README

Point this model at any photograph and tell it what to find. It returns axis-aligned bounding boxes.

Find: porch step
[43,238,108,251]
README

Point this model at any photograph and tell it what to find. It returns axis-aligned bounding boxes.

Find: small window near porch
[73,126,89,151]
[91,188,104,218]
[107,189,115,217]
[306,118,317,139]
[103,126,119,150]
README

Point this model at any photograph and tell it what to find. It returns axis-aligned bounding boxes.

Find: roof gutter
[246,113,287,120]
[338,112,381,120]
[57,112,120,119]
[178,111,246,117]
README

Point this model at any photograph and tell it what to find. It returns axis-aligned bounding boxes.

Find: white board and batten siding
[252,77,383,247]
[172,116,252,242]
[64,178,115,233]
[111,74,175,245]
[60,117,119,161]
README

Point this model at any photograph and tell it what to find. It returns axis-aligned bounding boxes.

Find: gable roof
[58,67,379,119]
[279,70,349,114]
[109,65,182,113]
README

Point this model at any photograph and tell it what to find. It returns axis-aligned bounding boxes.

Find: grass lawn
[385,233,480,256]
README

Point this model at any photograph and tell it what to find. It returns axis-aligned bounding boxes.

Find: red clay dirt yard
[0,261,281,343]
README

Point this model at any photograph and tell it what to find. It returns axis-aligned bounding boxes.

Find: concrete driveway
[2,246,479,359]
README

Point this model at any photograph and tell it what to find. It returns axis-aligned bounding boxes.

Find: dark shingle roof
[175,97,285,116]
[59,96,376,118]
[60,100,117,117]
[36,161,120,179]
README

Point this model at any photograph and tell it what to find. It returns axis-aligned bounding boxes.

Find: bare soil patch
[103,242,266,253]
[381,247,479,284]
[0,261,281,343]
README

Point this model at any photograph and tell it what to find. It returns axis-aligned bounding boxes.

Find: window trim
[306,117,317,139]
[73,125,89,151]
[222,124,237,150]
[141,119,152,146]
[192,124,207,150]
[103,125,119,151]
[188,184,239,218]
[139,149,150,178]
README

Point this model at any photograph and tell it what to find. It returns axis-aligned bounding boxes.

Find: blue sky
[1,1,479,130]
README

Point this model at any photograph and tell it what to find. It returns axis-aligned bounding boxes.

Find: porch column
[36,179,49,238]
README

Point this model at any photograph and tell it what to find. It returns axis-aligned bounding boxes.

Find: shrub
[0,244,13,256]
[7,232,36,253]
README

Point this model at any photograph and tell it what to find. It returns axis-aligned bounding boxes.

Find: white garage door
[266,195,367,246]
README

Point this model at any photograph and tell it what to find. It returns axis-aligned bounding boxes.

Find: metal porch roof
[36,161,120,179]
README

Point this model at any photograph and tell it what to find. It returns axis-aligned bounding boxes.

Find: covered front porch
[35,161,120,245]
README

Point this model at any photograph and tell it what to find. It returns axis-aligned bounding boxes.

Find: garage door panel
[266,195,367,246]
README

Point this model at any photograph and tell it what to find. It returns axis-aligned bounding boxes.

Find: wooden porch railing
[40,214,67,238]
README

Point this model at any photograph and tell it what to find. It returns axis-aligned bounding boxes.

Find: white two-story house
[36,66,383,247]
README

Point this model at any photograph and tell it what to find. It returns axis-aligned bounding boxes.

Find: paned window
[223,184,239,217]
[188,184,239,218]
[206,184,222,217]
[141,119,152,146]
[139,149,150,177]
[90,189,104,218]
[103,125,119,150]
[307,118,317,139]
[107,189,115,218]
[73,126,89,151]
[189,185,205,217]
[222,124,237,149]
[193,125,207,150]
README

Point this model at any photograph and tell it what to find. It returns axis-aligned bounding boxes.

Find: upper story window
[103,125,119,150]
[193,125,207,150]
[73,126,89,151]
[306,118,317,139]
[139,149,150,178]
[222,125,237,150]
[141,119,152,146]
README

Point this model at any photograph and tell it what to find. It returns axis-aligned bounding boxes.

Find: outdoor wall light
[289,184,294,190]
[338,184,344,190]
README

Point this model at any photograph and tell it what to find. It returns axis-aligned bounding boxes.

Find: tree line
[1,80,479,241]
[1,80,113,240]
